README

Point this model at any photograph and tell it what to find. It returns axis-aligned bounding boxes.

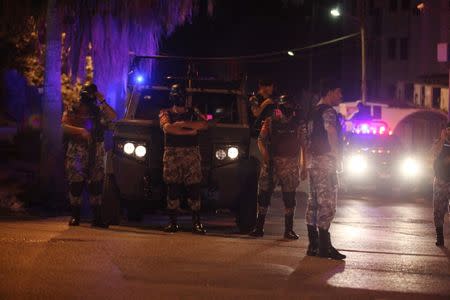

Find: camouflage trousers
[306,155,338,230]
[66,141,105,206]
[163,146,202,211]
[258,156,299,215]
[433,177,450,227]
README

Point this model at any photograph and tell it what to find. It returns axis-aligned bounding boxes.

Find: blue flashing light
[135,74,144,83]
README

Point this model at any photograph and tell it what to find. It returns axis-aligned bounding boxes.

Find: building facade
[342,0,450,107]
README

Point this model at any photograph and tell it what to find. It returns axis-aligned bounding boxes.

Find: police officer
[431,123,450,246]
[249,95,308,239]
[159,84,208,234]
[249,79,277,135]
[306,81,346,260]
[62,83,117,227]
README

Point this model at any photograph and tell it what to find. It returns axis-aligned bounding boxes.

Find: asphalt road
[0,191,449,299]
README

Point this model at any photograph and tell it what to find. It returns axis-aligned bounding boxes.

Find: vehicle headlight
[215,149,227,160]
[135,145,147,158]
[401,157,421,177]
[227,147,239,159]
[123,142,135,155]
[347,154,368,174]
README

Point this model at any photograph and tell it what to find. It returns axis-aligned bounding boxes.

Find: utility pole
[41,0,64,209]
[359,0,367,104]
[308,1,316,91]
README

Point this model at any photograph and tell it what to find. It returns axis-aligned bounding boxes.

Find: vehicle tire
[236,158,258,234]
[102,175,121,225]
[126,199,144,222]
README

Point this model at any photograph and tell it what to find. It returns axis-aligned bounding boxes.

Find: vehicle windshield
[134,88,171,120]
[191,93,239,124]
[347,134,402,150]
[134,89,240,124]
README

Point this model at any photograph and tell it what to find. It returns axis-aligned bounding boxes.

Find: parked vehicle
[104,56,258,232]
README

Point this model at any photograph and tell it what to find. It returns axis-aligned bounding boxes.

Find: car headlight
[347,154,368,174]
[215,149,227,160]
[401,157,421,177]
[135,145,147,158]
[123,142,135,155]
[227,147,239,159]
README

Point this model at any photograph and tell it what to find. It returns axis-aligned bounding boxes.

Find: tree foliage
[1,0,198,112]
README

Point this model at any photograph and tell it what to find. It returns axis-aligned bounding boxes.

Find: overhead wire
[135,32,360,62]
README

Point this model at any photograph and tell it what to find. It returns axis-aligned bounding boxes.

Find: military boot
[284,214,299,240]
[164,210,179,233]
[68,206,81,226]
[91,205,109,228]
[192,211,206,235]
[318,228,346,260]
[436,226,444,247]
[306,225,319,256]
[249,213,266,237]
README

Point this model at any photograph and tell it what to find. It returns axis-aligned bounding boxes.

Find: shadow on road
[286,256,346,288]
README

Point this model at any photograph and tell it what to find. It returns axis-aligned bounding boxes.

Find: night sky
[160,0,355,99]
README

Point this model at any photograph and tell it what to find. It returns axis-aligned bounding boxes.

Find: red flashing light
[353,121,390,136]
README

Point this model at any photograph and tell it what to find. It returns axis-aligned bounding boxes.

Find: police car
[341,120,424,193]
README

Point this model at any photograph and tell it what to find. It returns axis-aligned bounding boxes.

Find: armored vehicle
[104,56,258,232]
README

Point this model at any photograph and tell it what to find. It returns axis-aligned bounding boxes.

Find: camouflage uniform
[159,109,202,212]
[306,105,340,230]
[257,115,305,215]
[259,157,299,192]
[433,176,450,227]
[306,155,338,230]
[250,111,306,239]
[66,141,105,206]
[162,146,202,211]
[65,102,110,207]
[432,137,450,246]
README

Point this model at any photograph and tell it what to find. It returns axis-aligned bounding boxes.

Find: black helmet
[169,83,186,107]
[80,83,98,100]
[276,94,298,119]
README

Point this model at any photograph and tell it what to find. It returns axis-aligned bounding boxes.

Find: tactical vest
[434,141,450,181]
[66,102,104,143]
[165,108,199,147]
[309,104,342,156]
[271,117,300,157]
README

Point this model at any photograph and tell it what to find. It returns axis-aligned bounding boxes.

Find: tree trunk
[40,0,64,209]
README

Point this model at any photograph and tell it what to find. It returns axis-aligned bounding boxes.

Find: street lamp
[330,4,367,104]
[330,8,341,17]
[287,51,295,56]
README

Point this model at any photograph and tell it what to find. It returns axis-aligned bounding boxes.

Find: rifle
[267,118,274,192]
